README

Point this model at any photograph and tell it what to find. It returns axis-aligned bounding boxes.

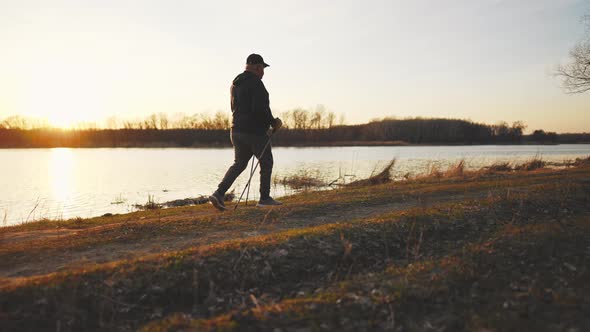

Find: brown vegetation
[514,156,546,171]
[443,159,465,178]
[275,170,326,190]
[573,156,590,167]
[1,163,590,331]
[346,159,396,186]
[486,161,513,172]
[0,110,554,148]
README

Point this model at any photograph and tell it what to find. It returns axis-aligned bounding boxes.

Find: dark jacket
[230,71,277,136]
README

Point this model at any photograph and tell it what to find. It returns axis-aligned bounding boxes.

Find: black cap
[246,53,269,67]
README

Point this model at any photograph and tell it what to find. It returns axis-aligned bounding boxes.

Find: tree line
[0,106,342,131]
[1,110,587,148]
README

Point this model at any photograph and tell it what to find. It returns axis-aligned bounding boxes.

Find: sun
[22,63,105,129]
[48,113,77,129]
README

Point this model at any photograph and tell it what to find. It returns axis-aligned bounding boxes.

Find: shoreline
[1,156,589,228]
[3,156,589,230]
[1,141,590,149]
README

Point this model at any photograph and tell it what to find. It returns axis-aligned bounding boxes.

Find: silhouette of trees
[279,106,336,130]
[556,15,590,93]
[291,108,309,130]
[326,111,336,128]
[361,118,495,144]
[101,112,230,130]
[1,110,585,148]
[1,115,31,129]
[157,113,169,130]
[491,121,527,142]
[530,129,558,143]
[556,133,590,143]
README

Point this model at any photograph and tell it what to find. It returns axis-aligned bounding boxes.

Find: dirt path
[3,168,586,282]
[0,188,496,281]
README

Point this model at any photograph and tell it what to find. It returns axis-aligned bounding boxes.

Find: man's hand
[267,118,283,136]
[273,118,283,132]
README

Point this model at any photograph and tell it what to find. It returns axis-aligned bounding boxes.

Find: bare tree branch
[556,16,590,93]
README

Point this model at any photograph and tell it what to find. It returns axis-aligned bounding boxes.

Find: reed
[485,161,513,172]
[443,159,465,178]
[278,169,326,190]
[134,194,161,210]
[573,156,590,167]
[346,159,396,186]
[110,194,127,205]
[514,156,545,171]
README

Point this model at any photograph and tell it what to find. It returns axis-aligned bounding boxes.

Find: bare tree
[213,111,230,130]
[310,111,322,129]
[556,15,590,93]
[174,113,199,129]
[157,113,169,130]
[2,115,30,129]
[279,110,293,129]
[325,111,336,128]
[145,114,158,129]
[122,120,134,129]
[292,108,309,130]
[510,121,527,137]
[311,105,325,129]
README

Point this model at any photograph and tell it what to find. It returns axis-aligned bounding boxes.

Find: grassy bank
[1,161,590,331]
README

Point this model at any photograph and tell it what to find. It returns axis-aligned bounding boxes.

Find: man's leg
[252,135,274,200]
[216,133,253,196]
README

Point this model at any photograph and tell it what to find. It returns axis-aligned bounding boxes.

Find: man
[209,53,283,211]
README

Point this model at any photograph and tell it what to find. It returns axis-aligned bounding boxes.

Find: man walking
[209,53,283,211]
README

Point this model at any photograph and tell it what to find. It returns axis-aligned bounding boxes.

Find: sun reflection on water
[50,148,74,204]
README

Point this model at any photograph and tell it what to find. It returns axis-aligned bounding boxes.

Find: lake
[1,144,589,226]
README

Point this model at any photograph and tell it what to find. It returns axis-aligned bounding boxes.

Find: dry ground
[1,165,590,331]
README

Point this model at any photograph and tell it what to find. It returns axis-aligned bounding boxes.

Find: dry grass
[276,169,326,190]
[407,155,573,183]
[346,159,396,186]
[413,160,466,181]
[443,159,465,178]
[427,163,444,178]
[133,194,160,210]
[1,165,590,331]
[573,155,590,167]
[514,156,546,171]
[485,161,513,172]
[179,214,590,332]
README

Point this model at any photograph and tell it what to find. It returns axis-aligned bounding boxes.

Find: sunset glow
[2,2,590,329]
[21,63,107,129]
[50,148,74,202]
[1,1,589,132]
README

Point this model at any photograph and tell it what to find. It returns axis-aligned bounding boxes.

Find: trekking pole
[244,157,255,205]
[234,132,274,210]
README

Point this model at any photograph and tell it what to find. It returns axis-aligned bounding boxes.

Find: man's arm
[251,80,277,127]
[230,84,236,111]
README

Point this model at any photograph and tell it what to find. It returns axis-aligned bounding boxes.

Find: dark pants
[216,131,274,200]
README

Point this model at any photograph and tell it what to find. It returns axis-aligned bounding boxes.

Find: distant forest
[0,110,588,148]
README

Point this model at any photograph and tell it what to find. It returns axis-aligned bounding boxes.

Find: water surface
[1,144,588,226]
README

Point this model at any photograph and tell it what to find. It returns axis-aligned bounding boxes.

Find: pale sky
[0,0,589,132]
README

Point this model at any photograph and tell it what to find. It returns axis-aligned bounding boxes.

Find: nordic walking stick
[245,157,255,205]
[234,132,274,210]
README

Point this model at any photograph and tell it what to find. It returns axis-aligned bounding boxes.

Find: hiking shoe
[209,191,226,211]
[256,197,283,207]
